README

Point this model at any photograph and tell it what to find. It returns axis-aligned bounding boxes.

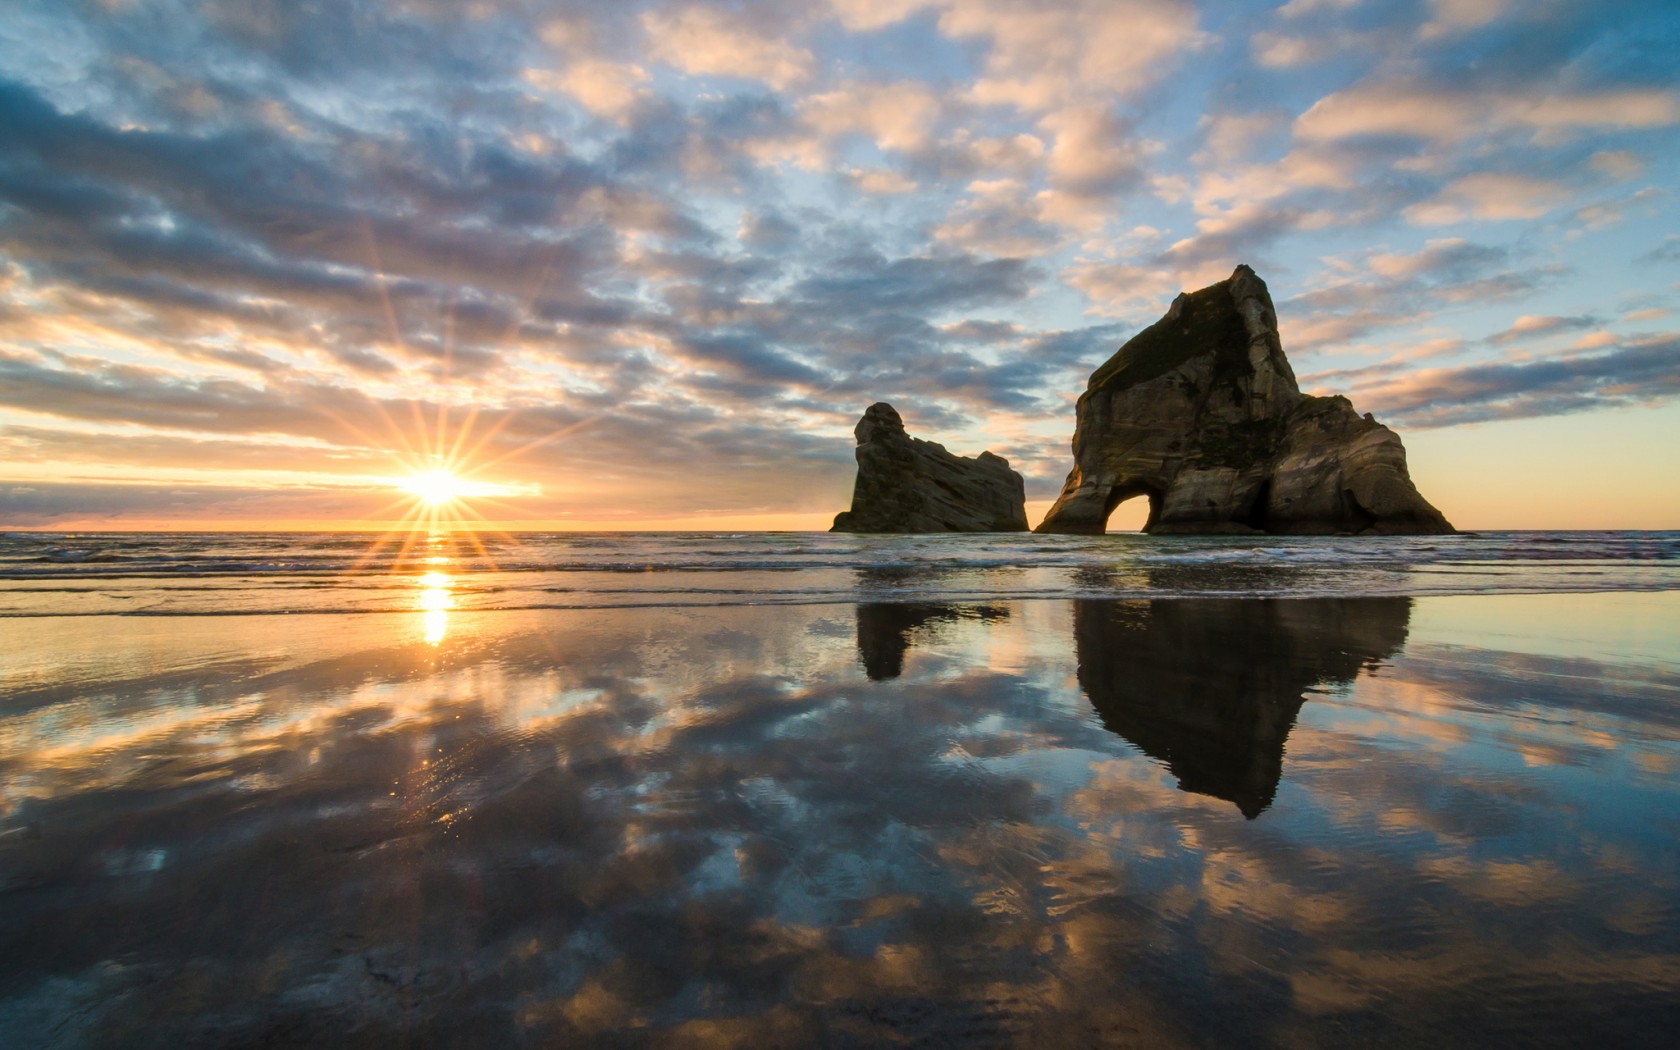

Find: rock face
[832,403,1029,533]
[1036,265,1453,535]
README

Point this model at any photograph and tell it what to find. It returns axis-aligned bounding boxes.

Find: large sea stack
[1036,265,1453,535]
[832,403,1029,533]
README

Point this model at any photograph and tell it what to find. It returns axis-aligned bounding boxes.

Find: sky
[1,0,1677,532]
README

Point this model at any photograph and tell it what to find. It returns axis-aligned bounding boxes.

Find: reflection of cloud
[4,597,1680,1044]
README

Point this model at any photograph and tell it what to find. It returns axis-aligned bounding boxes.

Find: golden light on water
[419,570,453,645]
[355,451,535,585]
[420,571,452,591]
[320,366,582,637]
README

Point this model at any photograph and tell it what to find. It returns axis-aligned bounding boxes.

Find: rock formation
[1076,596,1412,818]
[832,403,1029,533]
[1036,265,1453,535]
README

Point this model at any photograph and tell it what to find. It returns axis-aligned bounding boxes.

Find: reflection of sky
[1,594,1678,1044]
[1407,591,1680,671]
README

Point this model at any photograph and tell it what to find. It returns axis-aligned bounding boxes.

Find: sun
[404,468,465,506]
[374,458,540,539]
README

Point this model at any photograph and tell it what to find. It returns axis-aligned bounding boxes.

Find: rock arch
[1036,266,1453,536]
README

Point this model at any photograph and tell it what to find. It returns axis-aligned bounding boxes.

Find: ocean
[2,530,1678,1047]
[4,529,1678,616]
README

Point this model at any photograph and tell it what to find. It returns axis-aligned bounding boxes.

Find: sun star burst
[405,468,466,506]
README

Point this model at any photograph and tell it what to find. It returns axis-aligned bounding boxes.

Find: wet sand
[2,592,1679,1047]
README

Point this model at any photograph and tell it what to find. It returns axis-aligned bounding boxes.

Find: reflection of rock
[1036,266,1453,535]
[832,403,1029,533]
[857,603,1009,680]
[1075,597,1411,818]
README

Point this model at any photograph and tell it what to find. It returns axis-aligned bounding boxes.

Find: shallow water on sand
[2,587,1678,1047]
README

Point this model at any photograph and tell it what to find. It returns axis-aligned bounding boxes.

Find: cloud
[1064,140,1386,318]
[1587,150,1646,181]
[1279,239,1568,353]
[737,210,800,252]
[1297,85,1680,145]
[642,6,813,90]
[937,0,1207,113]
[1404,173,1573,225]
[1251,29,1379,70]
[802,79,945,154]
[1420,0,1511,40]
[1064,258,1206,321]
[1276,0,1365,17]
[1642,235,1680,264]
[936,130,1048,181]
[1486,315,1599,346]
[523,60,650,121]
[847,167,920,194]
[933,180,1063,257]
[791,250,1035,316]
[1042,107,1145,196]
[1322,335,1680,427]
[1363,239,1510,282]
[0,478,395,525]
[3,0,1680,524]
[827,0,934,32]
[1195,113,1286,166]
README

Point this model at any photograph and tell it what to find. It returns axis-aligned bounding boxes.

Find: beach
[2,532,1679,1046]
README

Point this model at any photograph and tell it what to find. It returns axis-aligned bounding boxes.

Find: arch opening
[1102,483,1162,533]
[1242,479,1272,532]
[1342,487,1376,533]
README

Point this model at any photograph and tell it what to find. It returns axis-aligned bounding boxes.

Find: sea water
[2,530,1676,616]
[1,531,1677,1047]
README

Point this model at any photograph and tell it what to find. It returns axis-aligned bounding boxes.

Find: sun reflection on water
[418,571,453,645]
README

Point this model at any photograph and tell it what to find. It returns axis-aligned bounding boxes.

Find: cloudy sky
[1,0,1677,530]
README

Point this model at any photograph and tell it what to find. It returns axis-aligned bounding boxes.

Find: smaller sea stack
[832,403,1029,533]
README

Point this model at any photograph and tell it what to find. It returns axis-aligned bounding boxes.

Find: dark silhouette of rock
[1036,265,1453,535]
[855,603,1009,680]
[832,403,1029,533]
[1075,596,1412,818]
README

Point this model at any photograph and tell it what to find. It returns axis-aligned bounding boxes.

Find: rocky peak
[855,401,905,443]
[1088,264,1298,419]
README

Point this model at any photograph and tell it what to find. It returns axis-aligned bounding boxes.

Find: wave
[0,530,1675,616]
